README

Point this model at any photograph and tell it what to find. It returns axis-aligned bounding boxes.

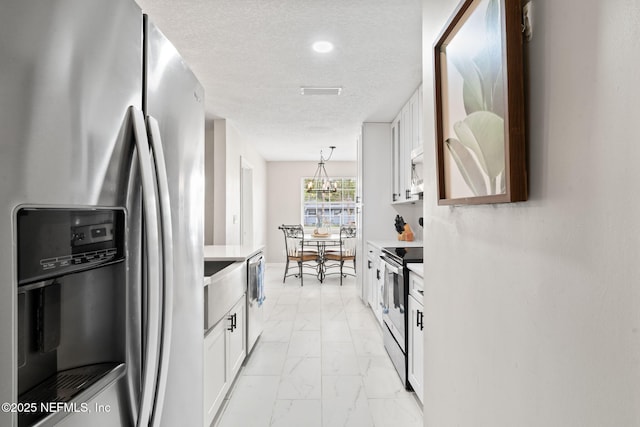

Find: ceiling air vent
[300,87,342,96]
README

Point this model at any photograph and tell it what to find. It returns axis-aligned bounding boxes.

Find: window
[302,177,356,228]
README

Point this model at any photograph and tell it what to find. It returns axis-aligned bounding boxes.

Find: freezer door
[144,17,205,427]
[0,0,143,426]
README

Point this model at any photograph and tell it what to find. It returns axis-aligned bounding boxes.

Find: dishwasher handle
[248,253,265,306]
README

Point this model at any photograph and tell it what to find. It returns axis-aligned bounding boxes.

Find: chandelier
[306,146,337,194]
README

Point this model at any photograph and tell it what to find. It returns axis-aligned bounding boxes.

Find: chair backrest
[279,224,305,257]
[339,225,357,257]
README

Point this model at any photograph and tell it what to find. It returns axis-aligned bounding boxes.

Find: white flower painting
[441,0,506,198]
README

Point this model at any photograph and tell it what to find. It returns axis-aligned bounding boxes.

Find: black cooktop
[382,246,423,264]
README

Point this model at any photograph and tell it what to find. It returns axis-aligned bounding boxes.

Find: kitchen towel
[257,260,266,306]
[393,272,400,308]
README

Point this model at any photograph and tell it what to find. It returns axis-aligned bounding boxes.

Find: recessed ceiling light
[312,41,334,53]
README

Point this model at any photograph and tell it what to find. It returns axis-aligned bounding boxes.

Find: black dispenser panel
[37,283,61,353]
[17,208,125,286]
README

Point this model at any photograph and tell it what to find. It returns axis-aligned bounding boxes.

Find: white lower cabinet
[204,317,228,426]
[227,296,246,379]
[365,244,384,326]
[366,248,377,308]
[372,258,383,325]
[408,293,424,404]
[203,295,246,427]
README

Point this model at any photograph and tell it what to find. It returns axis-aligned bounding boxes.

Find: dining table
[304,233,342,283]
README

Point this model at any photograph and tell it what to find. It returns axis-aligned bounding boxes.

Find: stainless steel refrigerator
[0,1,205,426]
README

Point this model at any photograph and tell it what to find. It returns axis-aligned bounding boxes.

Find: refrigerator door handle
[130,106,162,427]
[146,115,175,427]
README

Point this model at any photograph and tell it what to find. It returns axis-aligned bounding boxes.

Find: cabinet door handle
[368,260,372,269]
[227,314,234,331]
[417,289,424,295]
[405,189,410,200]
[376,269,381,280]
[228,313,237,332]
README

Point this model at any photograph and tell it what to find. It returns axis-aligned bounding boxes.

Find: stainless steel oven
[381,253,407,386]
[381,246,423,389]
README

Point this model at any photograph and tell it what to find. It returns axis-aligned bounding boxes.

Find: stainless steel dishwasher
[246,252,265,353]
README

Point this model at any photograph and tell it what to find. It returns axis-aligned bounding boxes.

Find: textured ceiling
[136,0,422,161]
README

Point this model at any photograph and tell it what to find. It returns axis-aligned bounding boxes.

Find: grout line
[224,263,420,426]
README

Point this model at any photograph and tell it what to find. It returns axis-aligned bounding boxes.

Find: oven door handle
[381,257,400,275]
[385,263,399,275]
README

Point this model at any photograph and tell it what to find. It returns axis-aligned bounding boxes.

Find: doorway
[240,157,253,246]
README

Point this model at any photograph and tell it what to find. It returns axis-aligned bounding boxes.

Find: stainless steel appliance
[246,252,265,353]
[381,246,423,389]
[0,1,204,425]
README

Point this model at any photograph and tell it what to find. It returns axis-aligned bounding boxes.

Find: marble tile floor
[214,263,423,427]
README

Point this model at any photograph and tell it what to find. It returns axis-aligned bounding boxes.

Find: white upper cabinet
[401,101,412,201]
[391,115,402,202]
[410,87,422,154]
[391,84,423,204]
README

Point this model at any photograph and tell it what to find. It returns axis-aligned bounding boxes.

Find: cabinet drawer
[409,271,423,303]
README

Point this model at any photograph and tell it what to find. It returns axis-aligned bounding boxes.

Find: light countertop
[407,263,424,277]
[204,244,265,262]
[367,240,424,251]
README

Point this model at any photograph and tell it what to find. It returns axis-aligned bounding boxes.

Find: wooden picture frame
[434,0,526,205]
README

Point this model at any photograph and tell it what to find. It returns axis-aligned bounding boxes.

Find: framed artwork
[434,0,527,205]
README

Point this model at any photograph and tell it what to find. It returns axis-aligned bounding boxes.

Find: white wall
[266,161,357,263]
[422,1,640,426]
[212,119,226,245]
[209,119,267,247]
[204,118,215,244]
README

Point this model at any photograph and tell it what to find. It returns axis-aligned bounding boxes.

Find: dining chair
[278,224,318,286]
[324,225,357,285]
